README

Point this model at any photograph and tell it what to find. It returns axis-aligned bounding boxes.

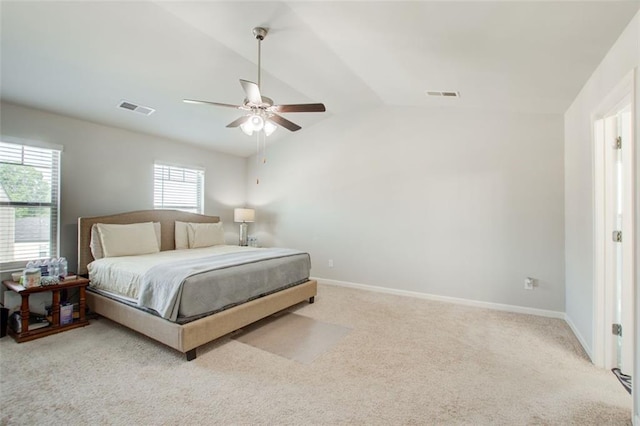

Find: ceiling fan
[183,27,326,136]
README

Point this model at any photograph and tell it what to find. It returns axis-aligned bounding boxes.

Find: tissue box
[23,268,41,288]
[60,304,73,325]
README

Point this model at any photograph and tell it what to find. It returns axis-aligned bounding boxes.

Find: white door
[605,102,634,375]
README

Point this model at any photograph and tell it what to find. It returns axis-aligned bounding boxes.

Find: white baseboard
[313,277,565,319]
[564,313,594,361]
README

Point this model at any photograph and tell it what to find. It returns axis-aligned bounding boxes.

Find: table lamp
[234,208,255,246]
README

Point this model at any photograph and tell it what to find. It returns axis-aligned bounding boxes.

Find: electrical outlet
[524,277,534,290]
[328,259,334,268]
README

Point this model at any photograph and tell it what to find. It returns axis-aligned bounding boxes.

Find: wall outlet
[524,277,534,290]
[328,259,334,268]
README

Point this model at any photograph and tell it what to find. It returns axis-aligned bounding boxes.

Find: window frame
[153,162,205,214]
[0,136,62,271]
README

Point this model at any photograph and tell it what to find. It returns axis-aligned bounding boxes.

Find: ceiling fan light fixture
[249,114,264,131]
[240,123,253,136]
[264,120,277,136]
[185,26,325,138]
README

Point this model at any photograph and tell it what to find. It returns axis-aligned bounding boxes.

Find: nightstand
[2,276,89,342]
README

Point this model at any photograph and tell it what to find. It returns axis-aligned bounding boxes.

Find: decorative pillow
[187,222,225,249]
[175,221,189,250]
[96,222,160,257]
[91,222,161,259]
[152,222,161,249]
[90,224,104,260]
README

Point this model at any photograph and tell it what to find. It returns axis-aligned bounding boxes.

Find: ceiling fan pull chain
[256,133,260,165]
[262,132,267,164]
[255,132,261,185]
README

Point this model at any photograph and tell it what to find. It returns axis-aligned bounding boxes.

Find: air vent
[117,100,155,116]
[426,91,460,98]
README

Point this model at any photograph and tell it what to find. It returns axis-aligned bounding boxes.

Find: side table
[2,276,90,342]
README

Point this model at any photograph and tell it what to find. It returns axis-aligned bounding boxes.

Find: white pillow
[152,222,161,249]
[187,222,225,249]
[90,224,105,259]
[91,223,161,259]
[97,222,160,257]
[175,221,189,250]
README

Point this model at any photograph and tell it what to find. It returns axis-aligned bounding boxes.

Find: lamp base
[239,222,248,246]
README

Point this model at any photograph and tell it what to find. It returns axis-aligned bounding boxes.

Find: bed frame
[78,209,317,361]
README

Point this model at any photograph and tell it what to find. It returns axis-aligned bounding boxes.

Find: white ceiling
[1,1,638,157]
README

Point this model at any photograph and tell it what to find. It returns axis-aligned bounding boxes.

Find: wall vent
[117,100,155,116]
[426,91,460,98]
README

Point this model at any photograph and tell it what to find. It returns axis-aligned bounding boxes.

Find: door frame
[592,70,635,373]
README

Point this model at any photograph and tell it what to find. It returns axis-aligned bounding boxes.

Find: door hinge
[612,231,622,243]
[612,323,622,337]
[614,136,622,149]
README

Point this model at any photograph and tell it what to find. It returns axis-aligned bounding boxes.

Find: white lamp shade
[249,115,264,131]
[240,121,254,136]
[234,208,255,223]
[264,120,277,136]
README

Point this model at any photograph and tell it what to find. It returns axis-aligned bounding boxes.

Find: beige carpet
[0,284,632,425]
[231,312,351,364]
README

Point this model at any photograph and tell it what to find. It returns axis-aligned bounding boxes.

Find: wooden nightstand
[2,276,90,342]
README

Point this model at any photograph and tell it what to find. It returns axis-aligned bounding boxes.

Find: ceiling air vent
[117,100,155,116]
[426,91,460,98]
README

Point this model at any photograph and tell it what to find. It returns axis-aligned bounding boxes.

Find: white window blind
[0,141,61,270]
[153,163,204,214]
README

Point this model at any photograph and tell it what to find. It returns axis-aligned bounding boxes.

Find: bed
[78,209,317,361]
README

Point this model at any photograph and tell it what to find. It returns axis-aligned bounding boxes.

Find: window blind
[153,163,204,214]
[0,141,60,270]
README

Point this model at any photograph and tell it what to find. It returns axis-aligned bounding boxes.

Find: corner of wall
[564,312,594,362]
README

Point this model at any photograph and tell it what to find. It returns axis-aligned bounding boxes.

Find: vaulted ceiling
[1,1,638,157]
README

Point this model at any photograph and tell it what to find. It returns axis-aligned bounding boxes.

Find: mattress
[88,245,311,323]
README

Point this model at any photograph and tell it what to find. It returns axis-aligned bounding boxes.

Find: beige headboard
[77,209,220,276]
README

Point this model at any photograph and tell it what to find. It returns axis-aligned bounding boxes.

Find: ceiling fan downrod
[252,27,268,90]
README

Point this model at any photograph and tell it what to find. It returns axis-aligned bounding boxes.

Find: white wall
[636,61,640,425]
[564,12,639,420]
[0,102,246,273]
[564,12,639,355]
[247,107,565,312]
[636,61,640,422]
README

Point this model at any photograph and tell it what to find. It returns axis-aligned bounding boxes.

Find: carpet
[0,283,633,425]
[231,312,351,364]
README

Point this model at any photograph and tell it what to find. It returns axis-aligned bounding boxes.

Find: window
[153,163,204,214]
[0,140,61,270]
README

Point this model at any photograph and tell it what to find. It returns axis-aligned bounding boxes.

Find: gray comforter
[137,248,309,321]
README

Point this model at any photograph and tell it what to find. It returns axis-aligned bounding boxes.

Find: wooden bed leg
[309,296,315,304]
[186,349,197,361]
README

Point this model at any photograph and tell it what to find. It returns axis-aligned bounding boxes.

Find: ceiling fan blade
[239,79,262,105]
[269,114,301,132]
[271,103,326,113]
[226,116,249,128]
[183,99,243,109]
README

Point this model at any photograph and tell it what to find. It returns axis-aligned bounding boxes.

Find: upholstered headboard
[77,209,220,276]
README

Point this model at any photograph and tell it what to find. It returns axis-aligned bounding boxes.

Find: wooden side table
[2,276,90,342]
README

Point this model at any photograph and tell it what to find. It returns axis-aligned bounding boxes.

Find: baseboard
[564,313,594,361]
[314,277,565,319]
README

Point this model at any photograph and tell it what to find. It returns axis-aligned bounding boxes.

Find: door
[605,102,634,375]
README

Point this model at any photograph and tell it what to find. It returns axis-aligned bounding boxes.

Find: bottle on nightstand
[59,258,68,278]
